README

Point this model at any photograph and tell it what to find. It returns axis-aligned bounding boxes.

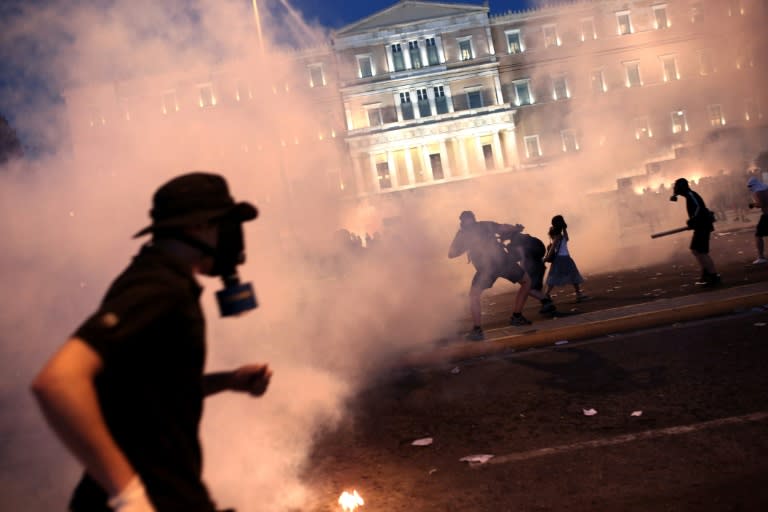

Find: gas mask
[169,221,258,317]
[210,220,258,317]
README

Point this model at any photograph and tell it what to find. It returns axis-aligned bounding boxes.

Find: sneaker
[509,314,532,326]
[703,274,722,287]
[753,257,768,265]
[539,301,557,314]
[465,327,485,341]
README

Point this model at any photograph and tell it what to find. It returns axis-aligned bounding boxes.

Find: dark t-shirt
[683,190,714,232]
[69,244,216,512]
[449,221,510,271]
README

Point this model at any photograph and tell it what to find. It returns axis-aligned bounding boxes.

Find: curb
[404,291,768,368]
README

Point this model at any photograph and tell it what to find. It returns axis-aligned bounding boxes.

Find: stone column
[455,137,469,176]
[474,136,485,171]
[491,131,505,169]
[421,145,434,182]
[369,154,380,193]
[387,151,399,188]
[439,140,452,178]
[352,154,365,196]
[404,147,416,185]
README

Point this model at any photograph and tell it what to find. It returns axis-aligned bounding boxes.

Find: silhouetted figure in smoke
[544,215,588,302]
[448,211,555,341]
[506,230,556,314]
[670,177,720,286]
[747,176,768,264]
[31,173,271,512]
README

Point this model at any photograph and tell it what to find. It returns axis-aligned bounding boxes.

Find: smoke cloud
[1,0,764,510]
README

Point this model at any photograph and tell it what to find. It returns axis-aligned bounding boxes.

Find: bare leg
[512,274,532,313]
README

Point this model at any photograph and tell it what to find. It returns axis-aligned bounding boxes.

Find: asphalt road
[304,227,768,512]
[305,309,768,512]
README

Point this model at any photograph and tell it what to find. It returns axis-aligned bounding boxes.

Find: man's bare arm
[31,338,137,497]
[203,364,272,397]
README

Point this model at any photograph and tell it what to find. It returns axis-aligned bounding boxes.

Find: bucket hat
[133,172,257,238]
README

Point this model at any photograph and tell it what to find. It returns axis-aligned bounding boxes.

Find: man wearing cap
[670,177,721,286]
[747,175,768,264]
[31,172,272,512]
[448,211,556,341]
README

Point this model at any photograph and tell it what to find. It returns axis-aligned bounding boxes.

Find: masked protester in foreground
[746,176,768,264]
[32,172,272,512]
[670,177,721,287]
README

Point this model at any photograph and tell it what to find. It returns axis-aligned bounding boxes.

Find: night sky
[288,0,533,29]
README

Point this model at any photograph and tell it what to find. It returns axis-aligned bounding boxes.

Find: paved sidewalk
[405,281,768,367]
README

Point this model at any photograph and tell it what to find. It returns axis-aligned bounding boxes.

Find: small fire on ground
[338,490,364,511]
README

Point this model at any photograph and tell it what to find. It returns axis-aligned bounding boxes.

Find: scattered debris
[631,411,643,417]
[412,437,433,446]
[755,322,766,327]
[428,468,438,475]
[582,408,598,416]
[460,454,494,465]
[450,366,461,374]
[554,340,569,345]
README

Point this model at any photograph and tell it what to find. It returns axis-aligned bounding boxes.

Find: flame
[338,490,365,511]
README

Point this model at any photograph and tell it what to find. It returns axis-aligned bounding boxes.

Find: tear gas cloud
[0,0,763,510]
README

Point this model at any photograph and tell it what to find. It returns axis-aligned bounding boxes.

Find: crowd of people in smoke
[619,169,759,236]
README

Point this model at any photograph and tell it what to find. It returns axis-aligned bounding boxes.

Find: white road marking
[486,411,768,466]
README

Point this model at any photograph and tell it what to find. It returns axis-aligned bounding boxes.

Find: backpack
[526,235,546,260]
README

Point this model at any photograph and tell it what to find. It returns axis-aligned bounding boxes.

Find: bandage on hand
[108,476,155,512]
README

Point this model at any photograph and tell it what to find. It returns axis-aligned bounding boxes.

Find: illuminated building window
[417,88,431,117]
[616,11,633,35]
[458,37,473,61]
[425,37,440,66]
[506,29,524,53]
[391,43,405,72]
[542,24,560,48]
[88,106,105,127]
[727,0,744,16]
[365,104,383,127]
[308,64,325,88]
[376,161,392,189]
[653,5,669,29]
[707,104,725,127]
[591,69,607,93]
[671,110,688,134]
[624,61,642,87]
[235,81,252,101]
[690,2,703,23]
[524,135,542,159]
[634,117,653,139]
[357,55,373,78]
[434,86,449,114]
[466,89,483,109]
[552,76,569,100]
[735,48,753,70]
[580,18,596,41]
[198,85,216,108]
[161,91,178,114]
[399,91,414,120]
[561,130,579,152]
[698,50,715,75]
[745,99,761,121]
[661,56,680,82]
[482,144,494,169]
[430,153,444,179]
[408,41,422,69]
[514,79,533,105]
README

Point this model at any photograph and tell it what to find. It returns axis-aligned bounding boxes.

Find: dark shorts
[690,228,711,254]
[471,261,525,293]
[522,259,545,291]
[757,214,768,237]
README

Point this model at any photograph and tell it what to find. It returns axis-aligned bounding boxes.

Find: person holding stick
[747,176,768,264]
[31,172,272,512]
[669,177,720,286]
